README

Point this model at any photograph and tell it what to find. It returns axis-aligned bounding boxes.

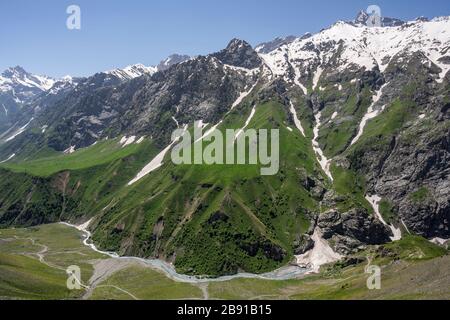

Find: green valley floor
[0,223,448,300]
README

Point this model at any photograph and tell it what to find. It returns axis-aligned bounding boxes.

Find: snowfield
[259,17,450,86]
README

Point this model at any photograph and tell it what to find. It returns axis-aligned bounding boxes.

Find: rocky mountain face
[0,42,257,154]
[258,16,450,241]
[157,54,191,71]
[0,13,448,275]
[106,64,157,81]
[212,39,262,69]
[0,66,56,133]
[0,66,55,102]
[255,35,298,54]
[0,53,192,150]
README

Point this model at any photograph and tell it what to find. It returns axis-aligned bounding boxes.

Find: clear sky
[1,0,449,78]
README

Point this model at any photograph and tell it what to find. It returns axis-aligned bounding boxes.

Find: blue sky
[1,0,449,78]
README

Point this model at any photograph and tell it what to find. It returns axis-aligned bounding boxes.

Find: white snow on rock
[119,136,143,147]
[295,228,342,273]
[107,64,157,81]
[289,101,306,137]
[122,136,136,147]
[195,121,223,144]
[5,117,33,142]
[193,83,258,145]
[136,136,145,144]
[312,67,323,90]
[259,17,450,86]
[430,237,449,246]
[350,84,388,146]
[171,116,180,128]
[223,64,259,76]
[119,136,128,145]
[312,112,333,181]
[231,82,258,110]
[128,126,187,185]
[0,153,15,164]
[64,146,76,154]
[365,195,402,241]
[1,104,7,116]
[288,52,308,95]
[331,111,338,120]
[235,105,257,140]
[401,219,411,234]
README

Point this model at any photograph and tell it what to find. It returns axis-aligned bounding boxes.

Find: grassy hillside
[0,138,155,177]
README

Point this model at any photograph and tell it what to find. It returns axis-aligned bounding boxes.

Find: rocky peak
[1,66,55,92]
[255,35,297,54]
[106,64,157,81]
[2,66,28,78]
[355,10,369,25]
[211,38,262,69]
[157,54,191,71]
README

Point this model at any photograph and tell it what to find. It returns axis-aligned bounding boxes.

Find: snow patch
[235,105,257,140]
[350,84,388,146]
[312,67,323,90]
[331,111,338,120]
[136,136,145,144]
[295,229,342,273]
[0,153,15,164]
[312,112,333,181]
[5,117,33,142]
[289,101,305,137]
[122,136,136,147]
[64,146,76,154]
[171,116,179,128]
[231,83,258,110]
[128,126,187,185]
[430,237,449,246]
[365,195,402,241]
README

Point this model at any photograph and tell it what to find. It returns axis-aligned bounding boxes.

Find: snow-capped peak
[259,16,450,85]
[106,63,157,81]
[0,66,55,92]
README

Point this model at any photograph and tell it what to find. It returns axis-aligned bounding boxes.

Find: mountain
[106,63,157,81]
[0,66,57,134]
[157,54,191,71]
[0,66,55,100]
[0,54,191,146]
[354,10,405,27]
[0,13,448,276]
[212,39,262,69]
[255,35,305,54]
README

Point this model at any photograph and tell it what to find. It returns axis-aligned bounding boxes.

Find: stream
[61,221,309,283]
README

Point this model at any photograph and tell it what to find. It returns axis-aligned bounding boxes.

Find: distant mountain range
[0,11,448,276]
